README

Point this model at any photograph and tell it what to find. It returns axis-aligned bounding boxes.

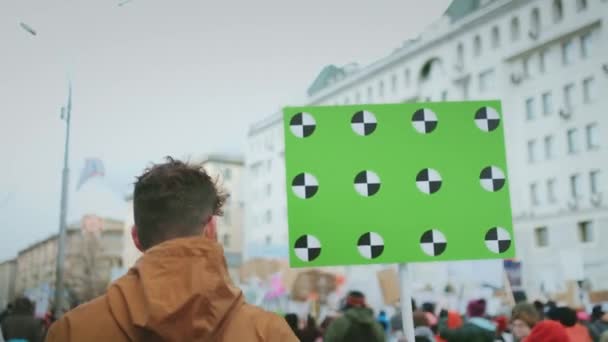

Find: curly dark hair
[133,157,228,250]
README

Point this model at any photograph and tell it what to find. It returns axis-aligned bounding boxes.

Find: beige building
[121,198,139,270]
[201,154,245,278]
[13,218,124,309]
[0,259,16,309]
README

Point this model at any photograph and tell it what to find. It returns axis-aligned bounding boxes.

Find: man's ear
[203,216,218,241]
[131,226,144,252]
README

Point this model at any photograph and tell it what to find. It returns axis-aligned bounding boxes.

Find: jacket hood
[468,317,497,332]
[415,326,435,341]
[106,236,244,341]
[345,307,376,325]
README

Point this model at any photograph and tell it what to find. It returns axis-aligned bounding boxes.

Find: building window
[581,32,593,59]
[547,179,557,203]
[391,74,398,93]
[378,80,385,98]
[222,234,231,247]
[527,140,536,162]
[562,40,575,65]
[525,97,535,120]
[265,183,272,196]
[570,174,581,198]
[367,86,373,102]
[576,0,587,12]
[474,35,482,56]
[544,135,554,159]
[441,90,448,101]
[264,210,272,224]
[265,235,272,245]
[535,227,549,247]
[224,211,231,225]
[355,92,361,103]
[531,8,541,34]
[511,17,520,41]
[567,128,579,154]
[530,183,540,205]
[564,83,575,110]
[586,123,599,150]
[223,168,232,180]
[479,69,495,92]
[522,57,530,78]
[590,170,601,194]
[583,77,595,103]
[542,91,553,115]
[456,43,464,67]
[539,49,547,73]
[491,26,500,48]
[553,0,564,23]
[578,221,593,243]
[404,68,411,87]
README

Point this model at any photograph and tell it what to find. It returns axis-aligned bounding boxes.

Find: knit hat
[467,299,487,317]
[525,320,569,342]
[342,290,366,311]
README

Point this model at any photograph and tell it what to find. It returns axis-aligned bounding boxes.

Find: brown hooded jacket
[46,236,298,342]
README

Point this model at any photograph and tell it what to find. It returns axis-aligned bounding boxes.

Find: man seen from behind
[46,157,298,342]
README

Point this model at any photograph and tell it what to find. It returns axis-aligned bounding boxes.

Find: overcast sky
[0,0,450,260]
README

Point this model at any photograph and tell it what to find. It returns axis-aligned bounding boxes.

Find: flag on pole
[76,158,105,190]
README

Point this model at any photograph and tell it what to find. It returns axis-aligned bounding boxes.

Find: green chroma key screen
[283,101,515,268]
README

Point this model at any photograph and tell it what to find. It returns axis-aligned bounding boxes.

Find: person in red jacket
[524,320,569,342]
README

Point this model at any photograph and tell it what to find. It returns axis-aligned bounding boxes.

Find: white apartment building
[246,0,608,296]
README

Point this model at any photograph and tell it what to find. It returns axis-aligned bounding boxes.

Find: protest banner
[283,101,514,339]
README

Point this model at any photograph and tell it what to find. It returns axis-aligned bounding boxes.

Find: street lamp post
[54,84,72,317]
[20,21,73,317]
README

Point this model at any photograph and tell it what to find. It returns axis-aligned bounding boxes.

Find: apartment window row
[510,0,569,44]
[562,30,595,66]
[525,77,596,120]
[534,220,593,248]
[527,137,550,162]
[465,0,573,59]
[342,66,413,105]
[530,171,602,206]
[341,2,592,106]
[528,124,599,162]
[567,123,600,154]
[571,170,602,199]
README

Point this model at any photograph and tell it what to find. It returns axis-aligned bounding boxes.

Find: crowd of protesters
[1,158,608,342]
[284,294,608,342]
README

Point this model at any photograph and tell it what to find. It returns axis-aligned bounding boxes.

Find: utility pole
[54,83,72,318]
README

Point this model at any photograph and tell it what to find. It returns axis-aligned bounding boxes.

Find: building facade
[0,259,16,309]
[12,218,124,309]
[246,0,608,295]
[201,155,245,278]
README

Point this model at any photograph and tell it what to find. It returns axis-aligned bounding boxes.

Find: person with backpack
[324,291,385,342]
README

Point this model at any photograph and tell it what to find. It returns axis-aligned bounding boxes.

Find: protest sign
[283,101,515,267]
